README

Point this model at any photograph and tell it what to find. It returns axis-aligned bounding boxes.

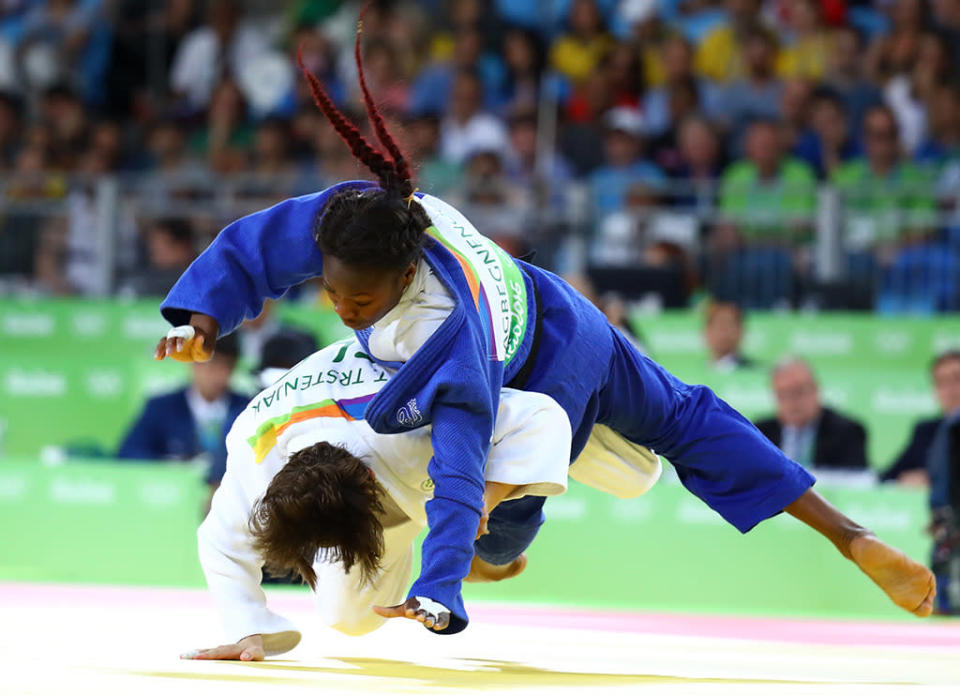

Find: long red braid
[354,2,413,188]
[296,2,414,200]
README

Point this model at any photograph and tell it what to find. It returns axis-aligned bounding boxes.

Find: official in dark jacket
[117,334,247,480]
[754,357,868,470]
[881,351,960,485]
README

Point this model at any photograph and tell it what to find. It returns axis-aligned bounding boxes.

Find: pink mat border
[3,582,958,648]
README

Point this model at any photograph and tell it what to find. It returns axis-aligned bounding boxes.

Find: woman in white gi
[182,337,659,661]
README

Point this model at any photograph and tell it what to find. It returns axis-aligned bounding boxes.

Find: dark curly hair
[296,2,430,272]
[249,442,385,589]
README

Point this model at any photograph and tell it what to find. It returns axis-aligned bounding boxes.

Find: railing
[1,172,958,313]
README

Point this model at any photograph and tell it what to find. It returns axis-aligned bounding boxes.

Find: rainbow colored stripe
[246,393,374,463]
[427,226,498,360]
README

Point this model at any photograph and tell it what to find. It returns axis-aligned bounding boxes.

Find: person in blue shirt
[154,28,936,634]
[119,334,248,488]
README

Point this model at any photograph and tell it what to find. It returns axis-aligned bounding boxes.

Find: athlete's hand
[154,314,219,362]
[373,596,451,632]
[181,634,264,661]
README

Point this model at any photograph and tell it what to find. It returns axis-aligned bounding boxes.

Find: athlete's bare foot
[464,553,527,583]
[849,533,936,617]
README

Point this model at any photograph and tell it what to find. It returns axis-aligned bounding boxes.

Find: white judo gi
[198,338,574,654]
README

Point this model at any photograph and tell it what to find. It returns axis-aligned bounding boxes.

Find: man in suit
[881,351,960,486]
[703,300,757,372]
[754,357,868,470]
[117,334,248,476]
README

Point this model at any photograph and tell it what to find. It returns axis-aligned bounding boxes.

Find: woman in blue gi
[155,33,935,633]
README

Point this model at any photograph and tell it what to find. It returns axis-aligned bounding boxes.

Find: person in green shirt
[718,119,816,245]
[831,105,936,249]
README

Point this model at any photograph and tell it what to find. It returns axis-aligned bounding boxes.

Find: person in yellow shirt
[776,0,834,80]
[694,0,762,83]
[550,0,614,84]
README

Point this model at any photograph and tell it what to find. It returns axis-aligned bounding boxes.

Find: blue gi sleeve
[362,319,497,635]
[408,393,492,634]
[160,182,378,334]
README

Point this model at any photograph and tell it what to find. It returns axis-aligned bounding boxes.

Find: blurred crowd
[2,0,960,309]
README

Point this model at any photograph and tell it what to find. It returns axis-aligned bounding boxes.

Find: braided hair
[297,2,429,271]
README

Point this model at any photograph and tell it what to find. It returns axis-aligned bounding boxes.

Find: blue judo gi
[162,181,814,633]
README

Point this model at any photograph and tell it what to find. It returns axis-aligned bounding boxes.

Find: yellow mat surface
[2,584,958,694]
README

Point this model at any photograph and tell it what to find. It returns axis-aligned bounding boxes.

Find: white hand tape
[166,325,196,342]
[413,596,449,618]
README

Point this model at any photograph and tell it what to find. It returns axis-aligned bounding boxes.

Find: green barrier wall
[2,299,958,470]
[0,459,931,619]
[633,313,960,468]
[0,299,350,458]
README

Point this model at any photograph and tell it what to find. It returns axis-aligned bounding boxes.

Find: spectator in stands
[591,181,662,268]
[670,115,724,215]
[119,218,195,298]
[718,119,816,242]
[237,299,281,367]
[822,25,882,134]
[103,0,196,118]
[0,91,20,169]
[355,38,409,115]
[695,0,762,83]
[925,352,960,614]
[409,25,490,117]
[549,0,614,85]
[439,69,508,165]
[605,42,644,109]
[188,77,252,174]
[831,105,935,246]
[117,334,247,476]
[647,76,704,171]
[883,32,953,155]
[18,0,110,100]
[405,110,462,197]
[778,77,813,153]
[590,106,665,215]
[714,25,784,151]
[754,357,869,470]
[865,0,928,87]
[775,0,832,81]
[703,300,756,372]
[504,109,573,210]
[933,0,960,67]
[642,35,720,139]
[916,81,960,165]
[169,0,276,114]
[146,118,203,177]
[454,146,533,256]
[500,27,545,114]
[239,117,297,197]
[564,51,616,125]
[40,85,88,170]
[793,88,862,179]
[882,351,960,486]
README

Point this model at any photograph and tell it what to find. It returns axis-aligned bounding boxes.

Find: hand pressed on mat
[181,634,264,661]
[373,596,451,631]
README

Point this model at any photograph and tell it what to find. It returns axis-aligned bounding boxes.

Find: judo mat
[2,582,959,694]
